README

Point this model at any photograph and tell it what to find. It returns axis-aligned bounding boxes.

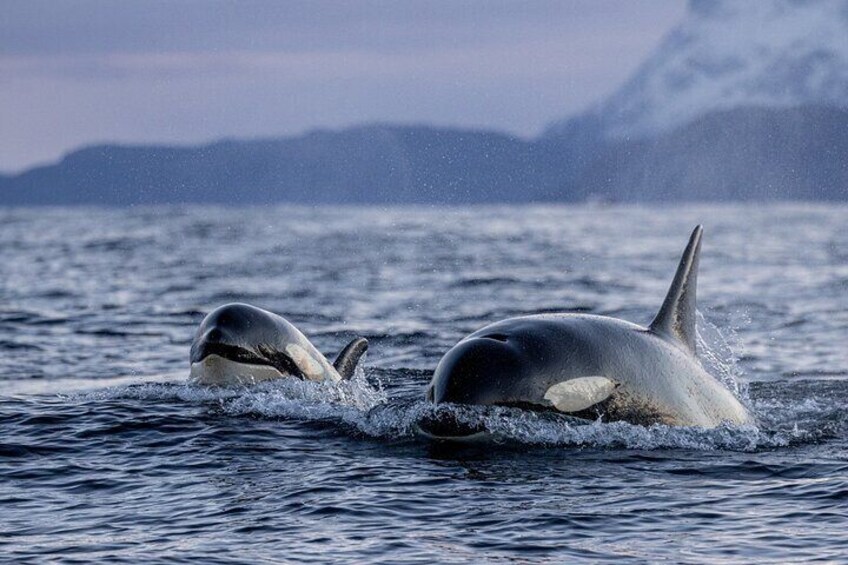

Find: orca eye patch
[257,345,306,380]
[544,376,617,413]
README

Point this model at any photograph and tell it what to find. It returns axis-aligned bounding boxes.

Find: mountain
[547,0,848,141]
[0,125,586,205]
[572,106,848,201]
[2,0,847,205]
[542,0,848,202]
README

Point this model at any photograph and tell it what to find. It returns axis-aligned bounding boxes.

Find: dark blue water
[2,204,847,563]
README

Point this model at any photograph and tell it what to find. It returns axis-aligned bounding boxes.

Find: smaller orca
[189,303,368,386]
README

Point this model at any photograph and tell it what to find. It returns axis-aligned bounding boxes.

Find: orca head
[420,327,621,440]
[189,303,308,384]
[427,334,524,405]
[418,334,525,440]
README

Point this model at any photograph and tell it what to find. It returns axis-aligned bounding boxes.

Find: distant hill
[0,125,590,205]
[4,106,845,206]
[572,106,848,202]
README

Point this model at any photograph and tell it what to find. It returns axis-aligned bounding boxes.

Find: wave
[75,375,844,453]
[61,310,844,453]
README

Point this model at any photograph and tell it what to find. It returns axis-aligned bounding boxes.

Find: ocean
[1,204,847,563]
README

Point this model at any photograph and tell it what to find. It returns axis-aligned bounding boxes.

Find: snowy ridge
[555,0,848,139]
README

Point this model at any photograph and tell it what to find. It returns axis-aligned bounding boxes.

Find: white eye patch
[285,343,326,381]
[544,376,617,413]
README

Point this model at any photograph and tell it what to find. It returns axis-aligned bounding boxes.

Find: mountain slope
[574,106,848,201]
[548,0,848,140]
[0,125,587,205]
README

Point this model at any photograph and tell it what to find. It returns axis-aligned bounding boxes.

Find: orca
[189,303,367,386]
[420,226,752,439]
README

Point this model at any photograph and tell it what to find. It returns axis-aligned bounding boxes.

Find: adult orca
[189,303,367,386]
[420,226,752,439]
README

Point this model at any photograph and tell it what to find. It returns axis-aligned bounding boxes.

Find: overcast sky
[0,1,685,172]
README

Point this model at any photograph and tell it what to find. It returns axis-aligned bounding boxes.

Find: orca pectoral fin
[544,376,617,413]
[649,225,702,354]
[332,337,368,380]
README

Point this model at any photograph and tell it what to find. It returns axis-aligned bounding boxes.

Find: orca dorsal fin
[333,337,368,380]
[649,225,703,354]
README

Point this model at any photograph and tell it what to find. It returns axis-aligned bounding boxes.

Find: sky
[0,1,685,173]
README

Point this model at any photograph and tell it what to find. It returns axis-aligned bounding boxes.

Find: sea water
[1,204,847,562]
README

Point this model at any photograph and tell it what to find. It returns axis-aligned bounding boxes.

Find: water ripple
[2,204,848,562]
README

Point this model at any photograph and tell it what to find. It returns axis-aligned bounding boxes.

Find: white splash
[696,309,750,402]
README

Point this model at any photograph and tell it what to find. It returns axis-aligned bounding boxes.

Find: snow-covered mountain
[550,0,848,139]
